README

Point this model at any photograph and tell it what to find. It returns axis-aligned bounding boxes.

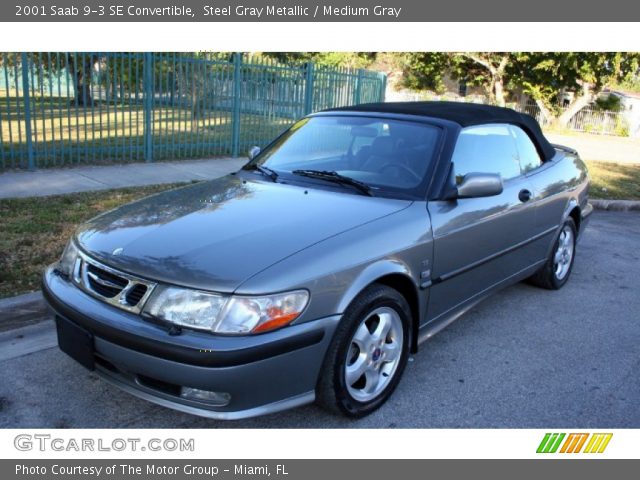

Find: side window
[451,124,521,184]
[510,126,543,173]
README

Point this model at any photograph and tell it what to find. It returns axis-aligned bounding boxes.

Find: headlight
[144,287,309,335]
[57,240,79,277]
[144,287,226,331]
[216,291,309,334]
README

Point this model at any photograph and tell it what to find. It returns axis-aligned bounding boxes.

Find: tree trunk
[461,53,510,107]
[494,76,505,107]
[68,54,94,106]
[534,98,554,125]
[557,91,597,128]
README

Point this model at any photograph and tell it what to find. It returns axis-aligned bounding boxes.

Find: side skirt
[416,259,545,346]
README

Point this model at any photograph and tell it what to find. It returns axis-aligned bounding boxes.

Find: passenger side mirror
[248,146,261,161]
[456,173,503,198]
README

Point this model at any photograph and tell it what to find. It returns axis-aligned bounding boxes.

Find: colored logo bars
[536,433,613,453]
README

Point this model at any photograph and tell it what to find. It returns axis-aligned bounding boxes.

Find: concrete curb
[0,290,42,309]
[0,291,49,333]
[591,199,640,211]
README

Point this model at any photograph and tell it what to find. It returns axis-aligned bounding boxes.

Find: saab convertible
[43,102,592,419]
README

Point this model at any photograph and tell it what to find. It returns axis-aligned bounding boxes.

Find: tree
[262,52,376,69]
[511,52,640,126]
[2,53,104,106]
[65,53,100,106]
[399,52,512,106]
[454,53,511,106]
[398,53,450,93]
[507,53,559,123]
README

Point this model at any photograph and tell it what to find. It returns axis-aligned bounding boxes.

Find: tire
[528,218,577,290]
[316,283,411,418]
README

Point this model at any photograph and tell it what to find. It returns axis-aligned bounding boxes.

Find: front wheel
[316,284,411,418]
[528,218,577,290]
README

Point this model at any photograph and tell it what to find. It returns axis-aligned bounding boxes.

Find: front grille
[125,284,148,305]
[73,252,156,314]
[86,263,128,298]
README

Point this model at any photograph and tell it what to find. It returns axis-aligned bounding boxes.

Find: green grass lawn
[0,183,189,299]
[585,160,640,200]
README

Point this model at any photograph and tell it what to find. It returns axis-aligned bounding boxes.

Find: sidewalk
[545,133,640,164]
[0,157,246,199]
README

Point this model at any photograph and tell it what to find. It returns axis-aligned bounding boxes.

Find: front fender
[235,202,433,327]
[336,259,417,314]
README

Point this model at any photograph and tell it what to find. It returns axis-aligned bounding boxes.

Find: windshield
[248,115,441,197]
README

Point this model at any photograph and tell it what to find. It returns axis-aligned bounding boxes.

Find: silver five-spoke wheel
[317,284,410,417]
[344,306,404,402]
[554,225,574,280]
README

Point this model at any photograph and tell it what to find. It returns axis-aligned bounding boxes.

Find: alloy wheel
[554,225,575,280]
[344,306,404,402]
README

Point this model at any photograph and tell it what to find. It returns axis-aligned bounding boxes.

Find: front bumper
[42,266,341,419]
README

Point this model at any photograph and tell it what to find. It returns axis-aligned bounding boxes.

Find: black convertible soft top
[327,101,556,161]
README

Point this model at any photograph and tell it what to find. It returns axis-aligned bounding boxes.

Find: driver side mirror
[456,172,503,198]
[248,146,261,161]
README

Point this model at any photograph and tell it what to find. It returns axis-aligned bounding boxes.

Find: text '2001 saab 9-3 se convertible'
[43,102,592,419]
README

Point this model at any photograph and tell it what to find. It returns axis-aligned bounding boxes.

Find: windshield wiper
[292,169,373,196]
[243,164,279,182]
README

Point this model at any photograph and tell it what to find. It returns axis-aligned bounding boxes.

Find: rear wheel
[528,218,577,290]
[316,284,411,417]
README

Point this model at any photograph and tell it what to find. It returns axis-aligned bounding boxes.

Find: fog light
[180,387,231,406]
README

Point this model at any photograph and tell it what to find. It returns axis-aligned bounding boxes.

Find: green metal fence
[0,52,387,170]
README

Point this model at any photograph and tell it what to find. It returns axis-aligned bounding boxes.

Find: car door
[426,124,539,323]
[510,125,571,261]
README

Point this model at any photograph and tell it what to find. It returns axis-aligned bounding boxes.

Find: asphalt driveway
[0,211,638,428]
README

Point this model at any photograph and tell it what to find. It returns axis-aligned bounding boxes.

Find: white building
[604,90,640,137]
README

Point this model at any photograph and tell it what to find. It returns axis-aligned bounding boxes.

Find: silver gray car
[43,102,592,419]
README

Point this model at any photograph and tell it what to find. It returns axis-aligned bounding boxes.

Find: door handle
[518,189,532,203]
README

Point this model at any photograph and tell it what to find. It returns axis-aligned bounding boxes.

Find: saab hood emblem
[112,247,124,256]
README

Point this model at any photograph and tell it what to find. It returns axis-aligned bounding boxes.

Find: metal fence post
[20,53,35,170]
[304,62,314,115]
[143,52,154,162]
[353,69,364,105]
[380,73,387,102]
[231,53,242,158]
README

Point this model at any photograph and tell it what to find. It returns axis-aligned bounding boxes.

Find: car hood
[76,175,411,292]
